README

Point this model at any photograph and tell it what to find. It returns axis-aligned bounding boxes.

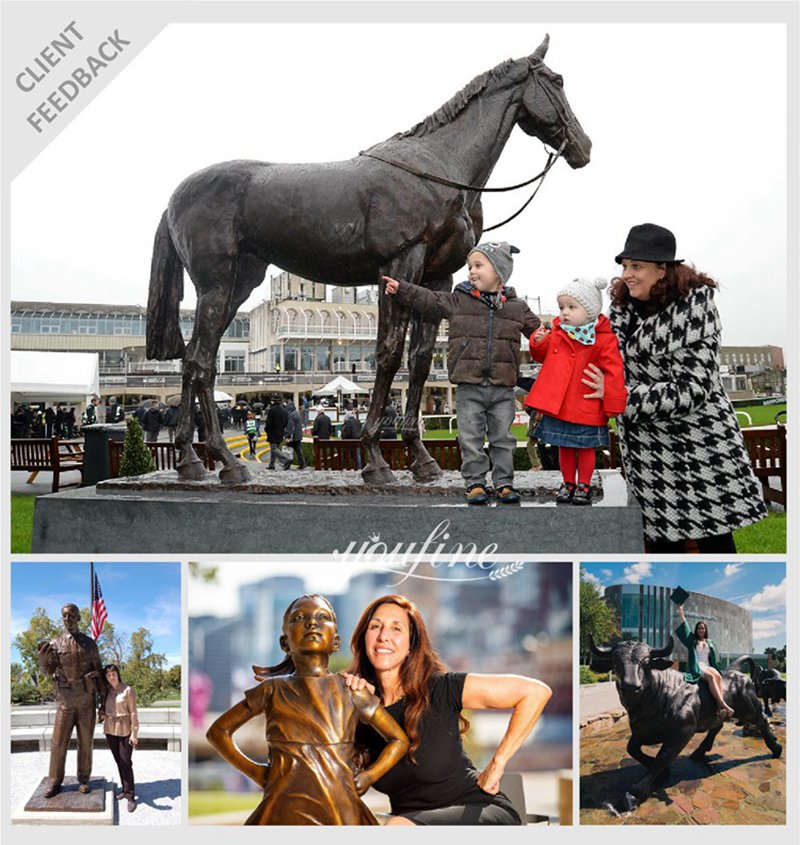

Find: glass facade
[11,308,249,340]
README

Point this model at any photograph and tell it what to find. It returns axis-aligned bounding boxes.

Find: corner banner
[1,1,169,180]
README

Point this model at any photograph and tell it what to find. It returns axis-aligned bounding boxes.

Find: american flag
[91,572,108,640]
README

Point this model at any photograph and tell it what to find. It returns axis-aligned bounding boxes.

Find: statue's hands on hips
[581,363,605,399]
[339,672,376,695]
[354,771,373,796]
[476,757,505,795]
[382,277,400,296]
[252,764,270,791]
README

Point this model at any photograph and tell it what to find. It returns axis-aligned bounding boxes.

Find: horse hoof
[362,464,397,485]
[410,458,442,482]
[771,743,782,758]
[689,750,708,763]
[220,463,251,485]
[176,461,208,481]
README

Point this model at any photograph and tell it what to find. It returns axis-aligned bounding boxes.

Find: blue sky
[581,562,786,649]
[11,562,181,667]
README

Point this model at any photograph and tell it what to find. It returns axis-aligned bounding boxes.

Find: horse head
[517,35,592,168]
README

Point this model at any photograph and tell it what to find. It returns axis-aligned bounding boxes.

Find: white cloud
[602,569,613,578]
[582,571,603,594]
[623,563,652,584]
[724,563,743,577]
[752,617,785,643]
[742,578,786,612]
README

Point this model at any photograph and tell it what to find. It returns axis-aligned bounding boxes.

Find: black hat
[615,223,683,265]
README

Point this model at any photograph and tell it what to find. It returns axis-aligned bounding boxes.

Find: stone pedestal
[31,469,644,553]
[14,777,113,825]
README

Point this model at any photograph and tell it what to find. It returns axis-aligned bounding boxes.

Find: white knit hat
[557,277,608,321]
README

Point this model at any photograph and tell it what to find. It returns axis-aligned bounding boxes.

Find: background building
[603,584,753,665]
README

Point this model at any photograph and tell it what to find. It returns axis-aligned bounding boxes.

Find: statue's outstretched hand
[383,277,400,296]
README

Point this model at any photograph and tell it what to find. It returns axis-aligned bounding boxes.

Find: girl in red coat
[526,278,627,504]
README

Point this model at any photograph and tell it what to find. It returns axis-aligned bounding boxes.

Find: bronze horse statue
[146,35,591,484]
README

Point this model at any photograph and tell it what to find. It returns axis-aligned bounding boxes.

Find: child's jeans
[456,383,516,489]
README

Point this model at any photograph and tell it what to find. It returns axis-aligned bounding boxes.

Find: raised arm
[384,277,458,321]
[674,607,692,647]
[206,700,269,790]
[351,689,409,796]
[462,673,552,794]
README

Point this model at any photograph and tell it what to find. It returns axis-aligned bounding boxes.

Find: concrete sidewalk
[580,681,623,720]
[11,749,181,826]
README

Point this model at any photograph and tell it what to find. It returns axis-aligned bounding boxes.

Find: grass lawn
[189,790,258,817]
[10,495,35,554]
[734,403,786,427]
[733,512,786,553]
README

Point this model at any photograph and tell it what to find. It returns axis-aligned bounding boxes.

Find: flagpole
[90,561,94,636]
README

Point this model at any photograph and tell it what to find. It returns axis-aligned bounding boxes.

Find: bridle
[358,62,572,231]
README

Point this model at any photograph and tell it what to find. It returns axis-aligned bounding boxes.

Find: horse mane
[395,57,523,139]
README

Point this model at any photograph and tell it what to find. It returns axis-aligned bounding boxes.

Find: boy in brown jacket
[385,241,540,503]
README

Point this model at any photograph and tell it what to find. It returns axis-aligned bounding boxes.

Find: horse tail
[146,211,186,360]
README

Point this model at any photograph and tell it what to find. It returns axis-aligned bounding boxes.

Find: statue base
[15,777,113,825]
[31,469,644,553]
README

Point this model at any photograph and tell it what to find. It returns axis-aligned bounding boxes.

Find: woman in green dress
[675,604,734,718]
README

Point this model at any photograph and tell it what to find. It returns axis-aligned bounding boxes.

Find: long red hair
[348,594,466,763]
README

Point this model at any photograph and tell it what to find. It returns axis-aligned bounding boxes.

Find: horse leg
[402,275,452,481]
[361,245,424,484]
[190,286,251,485]
[174,342,205,480]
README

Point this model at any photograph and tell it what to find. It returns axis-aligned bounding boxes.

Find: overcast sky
[10,21,787,347]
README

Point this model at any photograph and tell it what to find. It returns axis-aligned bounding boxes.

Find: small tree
[119,417,155,477]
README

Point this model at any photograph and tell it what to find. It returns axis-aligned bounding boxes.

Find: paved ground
[580,682,622,720]
[580,704,786,825]
[11,750,181,826]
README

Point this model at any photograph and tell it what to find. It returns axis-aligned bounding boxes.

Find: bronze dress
[243,673,380,825]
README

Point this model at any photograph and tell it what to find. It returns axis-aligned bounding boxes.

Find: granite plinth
[32,469,644,554]
[16,777,112,825]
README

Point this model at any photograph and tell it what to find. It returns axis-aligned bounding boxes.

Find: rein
[359,138,566,232]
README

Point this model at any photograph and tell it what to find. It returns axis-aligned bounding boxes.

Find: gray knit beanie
[557,277,608,321]
[469,242,520,285]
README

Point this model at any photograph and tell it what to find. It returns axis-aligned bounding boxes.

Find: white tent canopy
[315,376,368,395]
[11,351,100,404]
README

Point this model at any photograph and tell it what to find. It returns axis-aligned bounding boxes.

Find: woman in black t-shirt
[343,594,552,826]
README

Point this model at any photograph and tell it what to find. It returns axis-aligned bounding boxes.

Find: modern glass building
[603,584,753,665]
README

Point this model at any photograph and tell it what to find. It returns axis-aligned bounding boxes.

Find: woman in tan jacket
[101,664,139,812]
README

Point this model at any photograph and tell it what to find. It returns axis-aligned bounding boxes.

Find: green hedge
[580,665,612,685]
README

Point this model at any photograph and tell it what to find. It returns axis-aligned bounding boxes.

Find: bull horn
[589,634,612,657]
[531,34,550,62]
[650,636,674,659]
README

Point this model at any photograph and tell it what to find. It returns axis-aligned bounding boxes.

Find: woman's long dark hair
[610,262,717,311]
[347,594,467,763]
[252,594,337,681]
[694,620,709,641]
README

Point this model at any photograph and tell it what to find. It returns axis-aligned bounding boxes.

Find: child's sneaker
[466,484,489,505]
[573,482,592,505]
[497,486,520,504]
[555,482,576,503]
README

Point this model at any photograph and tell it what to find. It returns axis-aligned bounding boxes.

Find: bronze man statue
[37,603,108,798]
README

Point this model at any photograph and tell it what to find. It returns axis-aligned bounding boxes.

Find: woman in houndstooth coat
[605,224,767,552]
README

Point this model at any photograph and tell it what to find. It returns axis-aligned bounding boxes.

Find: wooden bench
[10,437,84,493]
[313,438,462,471]
[108,440,217,477]
[742,425,786,508]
